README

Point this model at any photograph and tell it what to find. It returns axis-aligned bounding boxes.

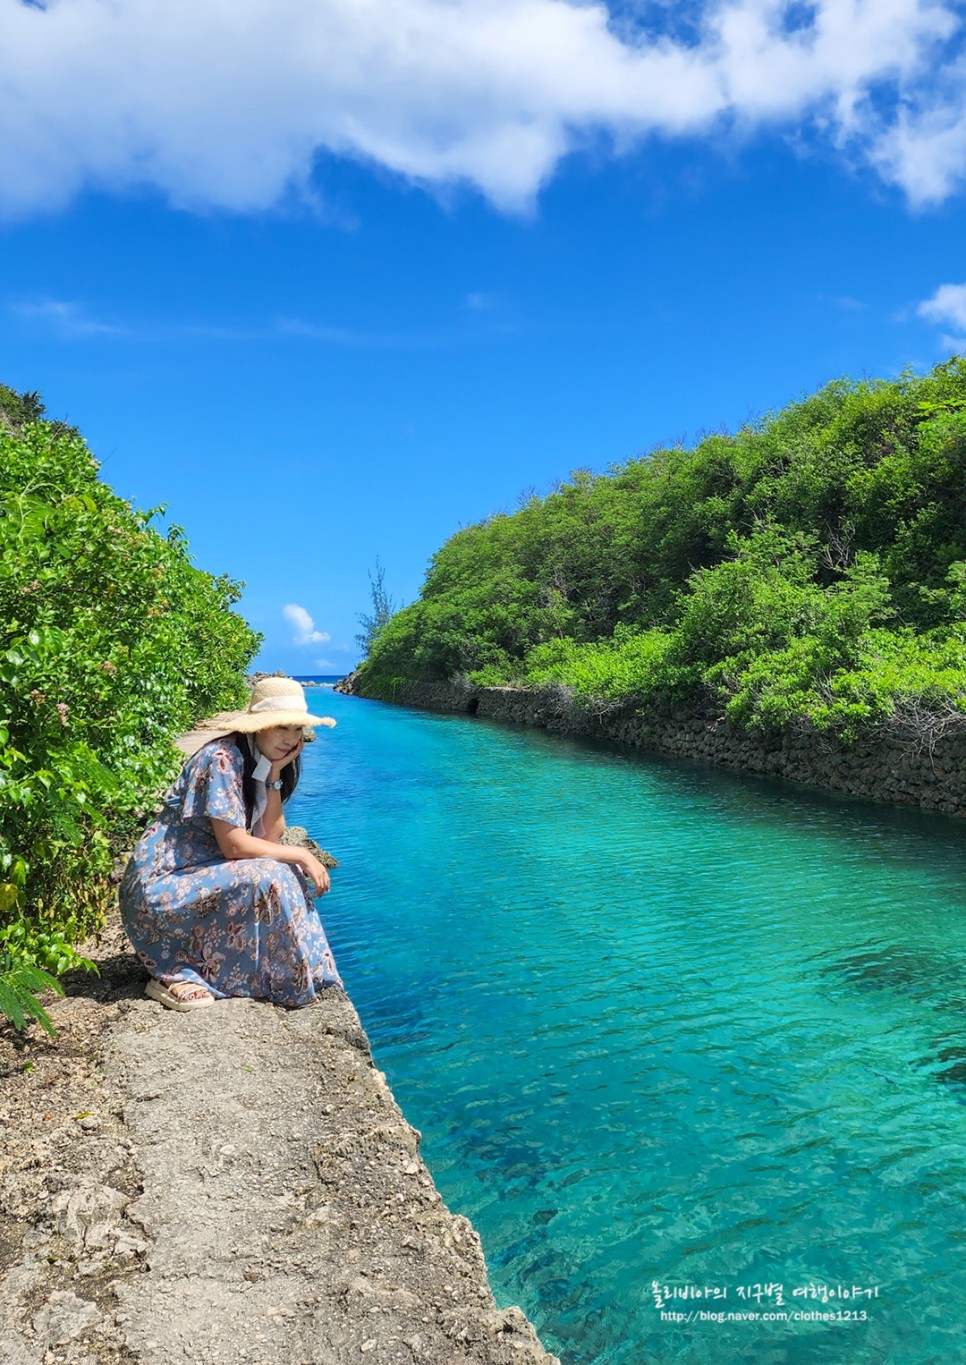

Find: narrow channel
[292,683,966,1365]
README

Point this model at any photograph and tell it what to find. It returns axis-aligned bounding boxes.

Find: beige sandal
[145,978,215,1013]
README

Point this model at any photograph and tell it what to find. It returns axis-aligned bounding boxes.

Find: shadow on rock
[62,951,146,1004]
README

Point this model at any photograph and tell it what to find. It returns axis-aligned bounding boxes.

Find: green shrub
[518,626,676,707]
[0,947,63,1037]
[0,389,262,1028]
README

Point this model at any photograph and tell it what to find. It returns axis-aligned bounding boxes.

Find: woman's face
[255,725,304,766]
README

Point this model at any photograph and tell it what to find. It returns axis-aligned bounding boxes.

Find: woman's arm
[261,785,285,843]
[259,733,303,842]
[210,818,330,894]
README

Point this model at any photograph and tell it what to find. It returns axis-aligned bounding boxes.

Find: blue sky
[3,0,966,674]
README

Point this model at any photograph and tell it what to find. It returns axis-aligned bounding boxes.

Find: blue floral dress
[120,738,341,1005]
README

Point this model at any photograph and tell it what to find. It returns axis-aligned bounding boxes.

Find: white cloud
[7,295,527,348]
[918,282,966,331]
[464,290,509,313]
[872,75,966,208]
[14,298,126,336]
[0,0,962,219]
[282,603,331,645]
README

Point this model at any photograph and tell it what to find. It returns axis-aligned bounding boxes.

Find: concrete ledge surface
[0,950,559,1365]
[111,989,559,1365]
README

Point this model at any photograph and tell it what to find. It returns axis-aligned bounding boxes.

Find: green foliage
[0,948,63,1037]
[519,625,676,707]
[353,673,418,703]
[355,559,397,661]
[0,386,46,429]
[0,916,98,977]
[804,627,966,737]
[0,387,262,1019]
[359,358,966,741]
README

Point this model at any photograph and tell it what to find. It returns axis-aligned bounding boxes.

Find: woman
[120,676,341,1012]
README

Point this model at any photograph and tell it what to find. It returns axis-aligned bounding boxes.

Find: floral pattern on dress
[119,738,341,1006]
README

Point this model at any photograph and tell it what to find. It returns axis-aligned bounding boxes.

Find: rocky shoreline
[1,853,558,1364]
[336,674,966,819]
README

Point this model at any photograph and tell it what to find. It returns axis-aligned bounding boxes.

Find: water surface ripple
[292,691,966,1364]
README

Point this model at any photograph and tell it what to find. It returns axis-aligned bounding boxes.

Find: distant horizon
[247,671,348,683]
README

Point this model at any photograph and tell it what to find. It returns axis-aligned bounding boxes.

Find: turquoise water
[291,686,966,1364]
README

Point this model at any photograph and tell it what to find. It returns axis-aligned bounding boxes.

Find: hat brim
[229,710,334,732]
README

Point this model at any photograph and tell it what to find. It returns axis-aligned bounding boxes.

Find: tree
[355,559,397,659]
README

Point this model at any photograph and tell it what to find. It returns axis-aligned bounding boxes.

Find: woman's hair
[225,731,300,830]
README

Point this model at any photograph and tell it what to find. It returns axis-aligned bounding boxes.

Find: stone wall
[344,676,966,818]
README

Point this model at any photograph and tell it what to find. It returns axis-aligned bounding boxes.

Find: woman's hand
[212,821,332,896]
[269,734,304,785]
[296,850,330,896]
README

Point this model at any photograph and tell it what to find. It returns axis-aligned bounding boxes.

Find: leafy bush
[358,358,966,741]
[0,387,261,1027]
[808,626,966,740]
[0,947,63,1037]
[518,625,676,708]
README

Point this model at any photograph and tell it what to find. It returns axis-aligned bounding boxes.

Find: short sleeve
[178,742,247,829]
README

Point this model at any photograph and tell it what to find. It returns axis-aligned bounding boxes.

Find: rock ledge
[1,919,558,1365]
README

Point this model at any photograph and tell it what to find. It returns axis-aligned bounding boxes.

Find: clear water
[291,684,966,1364]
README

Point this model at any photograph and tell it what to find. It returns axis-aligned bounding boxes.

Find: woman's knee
[241,857,302,896]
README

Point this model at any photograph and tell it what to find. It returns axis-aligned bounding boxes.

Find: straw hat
[223,677,335,733]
